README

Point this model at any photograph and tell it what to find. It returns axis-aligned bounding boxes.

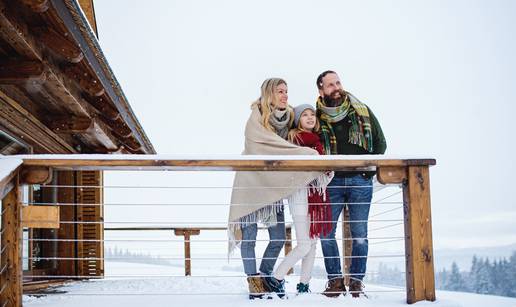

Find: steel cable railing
[22,180,407,299]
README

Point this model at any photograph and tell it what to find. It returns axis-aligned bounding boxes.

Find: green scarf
[316,92,374,154]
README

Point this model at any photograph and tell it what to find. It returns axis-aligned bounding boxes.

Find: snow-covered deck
[23,262,516,307]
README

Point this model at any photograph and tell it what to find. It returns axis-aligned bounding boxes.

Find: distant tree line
[436,251,516,297]
[368,251,516,298]
[105,247,173,266]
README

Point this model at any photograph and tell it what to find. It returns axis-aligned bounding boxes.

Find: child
[264,104,333,296]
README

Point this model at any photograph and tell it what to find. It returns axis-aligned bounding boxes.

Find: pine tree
[445,262,466,291]
[469,255,480,292]
[507,251,516,297]
[476,258,491,294]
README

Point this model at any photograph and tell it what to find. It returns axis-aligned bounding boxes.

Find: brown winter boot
[247,275,268,299]
[349,279,367,298]
[322,277,346,297]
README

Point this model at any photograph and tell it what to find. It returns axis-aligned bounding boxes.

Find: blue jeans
[241,209,286,276]
[320,175,373,281]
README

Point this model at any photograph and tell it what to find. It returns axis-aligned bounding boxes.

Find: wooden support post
[56,171,76,277]
[284,225,293,275]
[0,177,22,307]
[403,166,436,304]
[341,206,352,286]
[174,229,200,276]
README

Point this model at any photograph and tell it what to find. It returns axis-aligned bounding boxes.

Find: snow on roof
[4,154,435,161]
[0,156,22,183]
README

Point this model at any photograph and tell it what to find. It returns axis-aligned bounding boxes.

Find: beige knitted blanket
[228,102,326,253]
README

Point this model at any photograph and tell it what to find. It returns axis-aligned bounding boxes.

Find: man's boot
[247,275,267,299]
[349,278,367,298]
[322,277,346,297]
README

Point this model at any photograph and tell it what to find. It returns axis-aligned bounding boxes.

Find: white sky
[94,0,516,250]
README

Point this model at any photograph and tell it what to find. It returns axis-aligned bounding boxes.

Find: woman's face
[272,83,288,110]
[299,109,316,131]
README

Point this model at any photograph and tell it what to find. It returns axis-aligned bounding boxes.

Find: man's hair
[316,70,337,90]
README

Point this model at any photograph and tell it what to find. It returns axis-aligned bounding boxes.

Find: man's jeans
[241,209,286,276]
[320,175,373,281]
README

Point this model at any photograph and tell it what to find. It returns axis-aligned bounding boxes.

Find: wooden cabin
[0,0,155,289]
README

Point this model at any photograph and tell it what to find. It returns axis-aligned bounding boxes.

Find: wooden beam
[82,93,120,121]
[0,60,46,84]
[105,116,133,138]
[0,178,22,307]
[78,117,120,151]
[0,1,43,60]
[63,65,104,97]
[39,64,94,118]
[21,205,60,228]
[119,135,142,152]
[49,117,92,133]
[403,166,436,304]
[20,166,53,185]
[21,0,49,13]
[34,27,83,63]
[377,166,407,184]
[0,89,77,153]
[20,157,437,171]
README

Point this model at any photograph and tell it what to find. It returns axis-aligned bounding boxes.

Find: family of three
[228,71,387,299]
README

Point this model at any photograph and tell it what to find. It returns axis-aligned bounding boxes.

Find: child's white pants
[273,189,317,284]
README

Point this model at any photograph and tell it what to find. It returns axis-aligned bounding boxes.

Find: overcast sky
[94,0,516,250]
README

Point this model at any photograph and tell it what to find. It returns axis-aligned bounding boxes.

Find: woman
[228,78,326,299]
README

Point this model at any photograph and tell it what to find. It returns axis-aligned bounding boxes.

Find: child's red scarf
[293,131,333,238]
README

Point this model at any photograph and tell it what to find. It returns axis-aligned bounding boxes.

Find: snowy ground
[23,262,516,307]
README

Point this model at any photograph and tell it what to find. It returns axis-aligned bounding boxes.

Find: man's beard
[323,89,347,107]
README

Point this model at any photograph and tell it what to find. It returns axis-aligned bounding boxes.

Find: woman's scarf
[268,108,291,139]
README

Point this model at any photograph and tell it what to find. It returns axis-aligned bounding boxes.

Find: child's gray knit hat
[293,104,316,127]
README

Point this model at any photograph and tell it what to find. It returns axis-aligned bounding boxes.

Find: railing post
[341,207,352,286]
[403,165,436,304]
[284,225,293,275]
[174,228,200,276]
[0,176,22,307]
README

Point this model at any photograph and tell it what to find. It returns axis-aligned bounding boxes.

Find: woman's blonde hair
[287,109,321,144]
[255,78,294,133]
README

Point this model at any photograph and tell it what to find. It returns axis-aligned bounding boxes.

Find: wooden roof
[0,0,155,154]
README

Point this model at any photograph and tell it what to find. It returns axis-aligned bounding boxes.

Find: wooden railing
[0,155,436,306]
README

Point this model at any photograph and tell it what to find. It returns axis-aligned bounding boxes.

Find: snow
[5,154,434,161]
[0,156,22,182]
[22,262,516,307]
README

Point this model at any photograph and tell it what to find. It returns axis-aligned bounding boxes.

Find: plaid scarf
[316,92,374,154]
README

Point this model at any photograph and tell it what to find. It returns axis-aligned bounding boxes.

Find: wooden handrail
[12,155,436,171]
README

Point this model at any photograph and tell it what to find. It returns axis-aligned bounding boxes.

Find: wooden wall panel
[76,170,103,277]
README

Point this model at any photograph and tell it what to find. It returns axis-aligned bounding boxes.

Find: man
[316,70,387,298]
